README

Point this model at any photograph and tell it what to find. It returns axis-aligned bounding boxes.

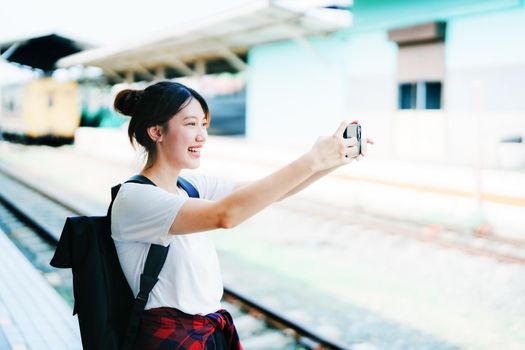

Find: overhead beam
[216,46,247,71]
[155,66,165,80]
[125,70,134,83]
[134,64,156,80]
[167,56,196,76]
[116,51,197,77]
[102,67,126,82]
[146,59,196,77]
[195,59,206,76]
[149,38,248,72]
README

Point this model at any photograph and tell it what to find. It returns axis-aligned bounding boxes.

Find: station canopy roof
[0,33,91,72]
[57,0,352,81]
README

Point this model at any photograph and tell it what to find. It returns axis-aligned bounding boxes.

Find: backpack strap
[126,175,157,186]
[126,174,199,198]
[107,184,121,217]
[121,245,169,350]
[177,177,199,198]
[107,175,156,217]
[121,174,199,350]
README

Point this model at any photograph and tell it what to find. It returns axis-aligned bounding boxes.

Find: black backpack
[50,175,199,350]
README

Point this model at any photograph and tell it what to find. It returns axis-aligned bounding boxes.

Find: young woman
[111,81,372,349]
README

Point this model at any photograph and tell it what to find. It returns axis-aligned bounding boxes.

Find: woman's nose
[196,129,207,142]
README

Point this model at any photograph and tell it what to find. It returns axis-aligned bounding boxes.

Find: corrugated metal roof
[57,0,351,79]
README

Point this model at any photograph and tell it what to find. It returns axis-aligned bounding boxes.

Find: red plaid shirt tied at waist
[133,307,243,350]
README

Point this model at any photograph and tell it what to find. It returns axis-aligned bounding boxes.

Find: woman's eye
[185,121,207,127]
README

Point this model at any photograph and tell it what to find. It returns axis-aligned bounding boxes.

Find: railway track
[0,166,349,350]
[278,199,525,266]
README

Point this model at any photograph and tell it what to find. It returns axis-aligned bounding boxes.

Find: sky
[0,0,260,46]
[0,0,254,81]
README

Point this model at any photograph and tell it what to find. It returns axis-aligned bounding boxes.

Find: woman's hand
[307,121,354,172]
[308,120,374,171]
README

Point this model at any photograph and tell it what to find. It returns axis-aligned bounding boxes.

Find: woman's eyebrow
[182,115,208,121]
[183,116,205,120]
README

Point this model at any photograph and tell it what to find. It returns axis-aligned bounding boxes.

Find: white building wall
[246,37,348,146]
[445,5,525,167]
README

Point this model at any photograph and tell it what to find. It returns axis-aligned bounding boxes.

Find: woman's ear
[146,125,163,143]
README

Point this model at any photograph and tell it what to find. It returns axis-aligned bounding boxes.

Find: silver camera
[343,123,361,158]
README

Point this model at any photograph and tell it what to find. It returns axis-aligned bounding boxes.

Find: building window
[398,81,442,110]
[2,97,17,113]
[399,83,416,109]
[425,81,441,109]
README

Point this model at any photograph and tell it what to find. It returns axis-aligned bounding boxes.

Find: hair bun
[114,89,143,116]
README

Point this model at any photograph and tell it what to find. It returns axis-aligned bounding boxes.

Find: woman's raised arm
[169,121,355,235]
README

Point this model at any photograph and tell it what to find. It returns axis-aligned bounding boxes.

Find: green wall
[246,36,348,141]
[352,0,522,31]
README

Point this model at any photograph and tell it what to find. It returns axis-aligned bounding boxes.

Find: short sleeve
[111,183,188,246]
[181,173,235,201]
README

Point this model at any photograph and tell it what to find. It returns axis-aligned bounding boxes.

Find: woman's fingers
[343,137,358,159]
[361,138,374,156]
[343,137,357,147]
[334,120,350,137]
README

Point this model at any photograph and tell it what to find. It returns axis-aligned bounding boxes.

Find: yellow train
[0,77,130,146]
[0,78,80,145]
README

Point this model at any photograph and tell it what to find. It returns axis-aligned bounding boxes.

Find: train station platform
[0,228,81,350]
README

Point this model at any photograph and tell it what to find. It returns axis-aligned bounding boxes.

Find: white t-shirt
[111,173,235,315]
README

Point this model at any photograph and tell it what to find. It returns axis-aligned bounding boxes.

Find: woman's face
[160,97,208,170]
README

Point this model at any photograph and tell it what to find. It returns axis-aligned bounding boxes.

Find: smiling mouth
[188,146,202,159]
